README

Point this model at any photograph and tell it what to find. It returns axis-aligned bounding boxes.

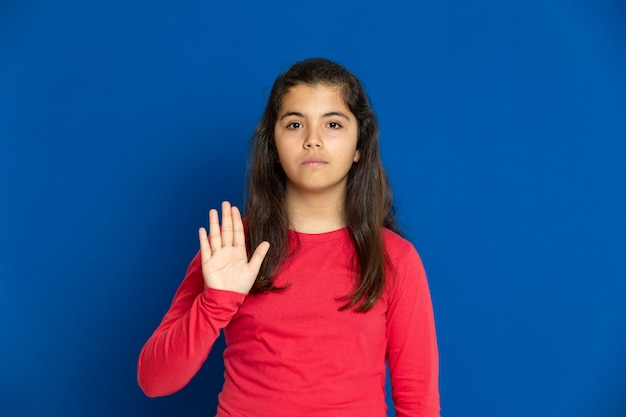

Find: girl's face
[274,83,360,200]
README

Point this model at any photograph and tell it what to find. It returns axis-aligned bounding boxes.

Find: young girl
[138,58,440,417]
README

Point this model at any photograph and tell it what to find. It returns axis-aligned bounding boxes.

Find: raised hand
[198,201,270,294]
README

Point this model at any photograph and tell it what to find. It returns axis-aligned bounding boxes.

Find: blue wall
[1,1,625,416]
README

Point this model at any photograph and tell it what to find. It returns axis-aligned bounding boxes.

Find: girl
[138,58,440,417]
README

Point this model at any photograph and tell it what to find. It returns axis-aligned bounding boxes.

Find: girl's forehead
[279,84,348,110]
[284,83,341,95]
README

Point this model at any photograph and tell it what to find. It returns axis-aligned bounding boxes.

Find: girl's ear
[353,150,361,163]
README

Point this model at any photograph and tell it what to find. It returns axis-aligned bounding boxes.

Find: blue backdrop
[1,1,625,416]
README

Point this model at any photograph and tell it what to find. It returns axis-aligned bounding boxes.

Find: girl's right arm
[137,202,270,397]
[137,252,246,397]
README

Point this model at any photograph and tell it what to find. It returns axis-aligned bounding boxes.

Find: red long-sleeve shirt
[138,228,440,417]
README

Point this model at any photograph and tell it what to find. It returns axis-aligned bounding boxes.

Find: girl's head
[249,58,387,213]
[262,57,378,159]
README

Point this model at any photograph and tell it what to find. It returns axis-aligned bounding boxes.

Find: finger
[247,241,270,275]
[232,206,245,248]
[208,208,222,250]
[198,227,211,258]
[221,201,233,247]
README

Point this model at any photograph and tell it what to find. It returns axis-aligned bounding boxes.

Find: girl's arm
[137,252,245,397]
[137,202,269,397]
[386,243,440,417]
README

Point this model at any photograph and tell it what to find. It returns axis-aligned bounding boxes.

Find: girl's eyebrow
[278,111,351,121]
[279,111,305,121]
[323,111,351,121]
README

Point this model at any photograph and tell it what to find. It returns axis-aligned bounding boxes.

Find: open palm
[198,201,270,294]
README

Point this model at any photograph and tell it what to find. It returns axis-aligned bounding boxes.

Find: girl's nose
[303,128,323,149]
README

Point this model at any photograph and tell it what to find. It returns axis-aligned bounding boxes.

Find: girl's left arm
[386,243,440,417]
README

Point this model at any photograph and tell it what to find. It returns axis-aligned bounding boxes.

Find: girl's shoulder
[382,227,418,255]
[382,227,425,274]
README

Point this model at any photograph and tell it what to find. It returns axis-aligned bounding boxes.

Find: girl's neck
[285,186,346,234]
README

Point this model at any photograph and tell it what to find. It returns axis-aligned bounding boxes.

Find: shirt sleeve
[137,250,246,397]
[386,243,440,417]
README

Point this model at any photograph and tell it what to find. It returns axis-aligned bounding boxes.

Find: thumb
[247,241,271,275]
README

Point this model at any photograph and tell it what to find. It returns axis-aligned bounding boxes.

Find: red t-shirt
[138,228,440,417]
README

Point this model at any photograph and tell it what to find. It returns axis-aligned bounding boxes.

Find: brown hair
[245,58,400,312]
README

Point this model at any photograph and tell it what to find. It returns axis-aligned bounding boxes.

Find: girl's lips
[302,157,327,167]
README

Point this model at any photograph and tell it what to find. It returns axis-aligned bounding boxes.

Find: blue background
[1,1,625,416]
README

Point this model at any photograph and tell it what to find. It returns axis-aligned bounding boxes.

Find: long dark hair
[245,58,400,312]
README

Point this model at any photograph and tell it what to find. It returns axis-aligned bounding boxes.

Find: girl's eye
[328,122,342,129]
[286,122,302,129]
